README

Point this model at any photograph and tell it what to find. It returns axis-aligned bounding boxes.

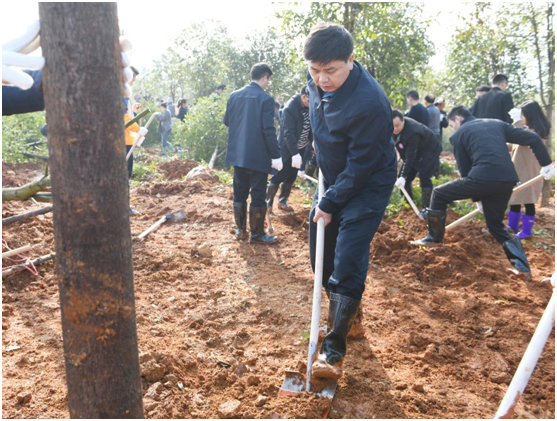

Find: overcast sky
[2,1,459,71]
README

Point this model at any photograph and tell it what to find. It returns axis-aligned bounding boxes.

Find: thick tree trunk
[541,3,554,207]
[39,3,143,419]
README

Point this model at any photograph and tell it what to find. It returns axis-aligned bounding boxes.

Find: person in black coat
[392,110,442,211]
[405,90,429,126]
[267,86,312,212]
[304,23,397,382]
[412,106,555,276]
[471,74,514,123]
[435,97,449,137]
[224,63,283,244]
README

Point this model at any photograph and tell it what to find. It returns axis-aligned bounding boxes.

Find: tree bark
[541,3,554,207]
[39,3,143,419]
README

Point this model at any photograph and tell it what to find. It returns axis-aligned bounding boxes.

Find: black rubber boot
[502,238,531,274]
[312,293,360,381]
[233,202,247,239]
[266,183,280,213]
[421,188,433,211]
[249,206,278,244]
[306,164,316,178]
[278,182,294,211]
[411,208,447,246]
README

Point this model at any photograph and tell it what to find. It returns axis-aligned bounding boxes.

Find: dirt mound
[2,159,555,419]
[158,159,200,180]
[2,162,44,187]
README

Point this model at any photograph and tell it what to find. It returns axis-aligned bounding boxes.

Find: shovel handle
[126,113,159,161]
[400,185,424,221]
[306,169,326,392]
[137,216,166,239]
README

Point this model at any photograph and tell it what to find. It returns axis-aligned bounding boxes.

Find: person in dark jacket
[435,97,448,138]
[424,94,441,138]
[411,106,555,276]
[2,69,44,116]
[224,63,283,244]
[267,86,312,212]
[392,110,442,211]
[471,74,514,123]
[177,99,189,122]
[304,23,397,382]
[405,90,429,126]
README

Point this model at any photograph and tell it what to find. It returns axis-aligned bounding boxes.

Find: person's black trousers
[309,148,397,301]
[270,147,305,185]
[125,145,133,179]
[402,149,439,199]
[431,177,516,244]
[233,166,268,207]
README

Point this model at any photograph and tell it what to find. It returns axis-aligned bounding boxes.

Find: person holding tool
[304,23,397,382]
[506,101,552,238]
[266,86,312,212]
[411,106,554,275]
[224,63,282,244]
[392,109,442,213]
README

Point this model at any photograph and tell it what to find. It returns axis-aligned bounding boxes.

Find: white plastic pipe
[400,185,424,220]
[306,169,325,392]
[446,175,545,232]
[494,285,555,419]
[2,244,31,259]
[298,173,318,184]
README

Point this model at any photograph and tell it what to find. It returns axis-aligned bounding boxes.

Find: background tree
[276,2,435,108]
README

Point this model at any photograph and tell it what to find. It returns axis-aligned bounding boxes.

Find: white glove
[508,108,522,123]
[394,177,406,189]
[138,127,148,136]
[476,201,483,214]
[120,38,133,97]
[271,158,283,171]
[298,170,305,177]
[541,164,555,180]
[291,153,302,169]
[2,20,45,90]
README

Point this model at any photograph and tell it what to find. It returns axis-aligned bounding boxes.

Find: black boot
[278,182,294,211]
[306,164,316,178]
[249,206,278,244]
[411,208,447,245]
[312,293,360,381]
[266,183,280,213]
[233,202,247,239]
[502,238,531,274]
[421,187,433,212]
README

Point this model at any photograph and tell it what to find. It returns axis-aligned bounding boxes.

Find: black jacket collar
[249,81,263,91]
[462,115,476,126]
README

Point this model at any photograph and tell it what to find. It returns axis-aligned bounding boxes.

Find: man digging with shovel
[304,23,397,383]
[411,106,555,276]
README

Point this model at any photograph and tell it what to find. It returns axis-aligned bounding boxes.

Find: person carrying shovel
[411,106,555,275]
[304,23,397,382]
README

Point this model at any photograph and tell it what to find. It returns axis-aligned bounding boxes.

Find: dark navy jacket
[405,102,429,126]
[2,70,44,116]
[450,116,551,182]
[224,82,280,174]
[307,61,395,214]
[394,117,442,178]
[278,93,310,158]
[471,87,514,123]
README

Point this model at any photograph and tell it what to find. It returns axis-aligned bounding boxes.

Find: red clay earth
[2,158,555,419]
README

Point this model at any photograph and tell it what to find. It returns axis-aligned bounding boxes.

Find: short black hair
[159,101,168,108]
[520,100,551,139]
[447,106,472,121]
[216,84,226,91]
[130,66,139,76]
[492,74,508,85]
[300,86,309,96]
[406,90,419,100]
[303,22,354,64]
[424,94,435,104]
[476,85,491,93]
[250,63,273,81]
[392,109,404,120]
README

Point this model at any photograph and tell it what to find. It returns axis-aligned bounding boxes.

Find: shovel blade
[279,370,337,399]
[167,209,186,221]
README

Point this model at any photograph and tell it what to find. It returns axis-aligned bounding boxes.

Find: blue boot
[514,215,535,239]
[506,210,521,232]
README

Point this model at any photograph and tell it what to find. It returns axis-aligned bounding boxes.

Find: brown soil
[2,159,555,419]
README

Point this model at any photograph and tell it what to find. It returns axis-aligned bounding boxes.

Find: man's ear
[348,54,354,70]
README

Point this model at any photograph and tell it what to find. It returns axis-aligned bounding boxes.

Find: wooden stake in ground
[39,3,143,418]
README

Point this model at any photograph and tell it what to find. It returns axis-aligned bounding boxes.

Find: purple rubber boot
[514,215,535,239]
[507,210,521,232]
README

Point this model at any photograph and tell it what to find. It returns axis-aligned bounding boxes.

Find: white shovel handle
[126,112,158,161]
[306,169,325,392]
[400,185,424,220]
[446,175,545,232]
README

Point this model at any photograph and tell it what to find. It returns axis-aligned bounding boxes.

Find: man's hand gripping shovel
[279,170,336,416]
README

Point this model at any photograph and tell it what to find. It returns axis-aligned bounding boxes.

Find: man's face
[301,94,309,107]
[392,116,405,135]
[406,96,415,106]
[307,55,354,92]
[449,116,463,131]
[436,102,445,111]
[260,75,271,91]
